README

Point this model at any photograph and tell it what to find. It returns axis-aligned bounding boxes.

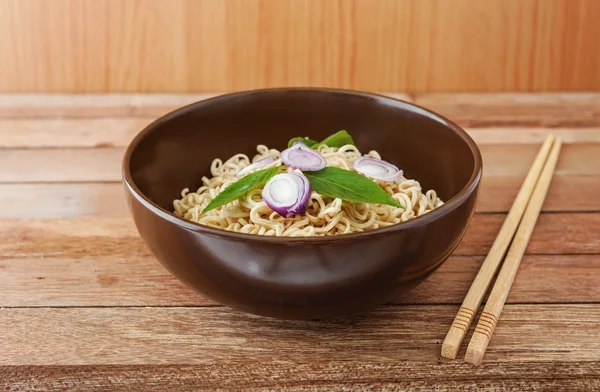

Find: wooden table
[1,93,599,391]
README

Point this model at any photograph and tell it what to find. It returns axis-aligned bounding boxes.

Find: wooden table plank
[458,213,600,255]
[467,127,600,145]
[0,93,408,119]
[0,94,220,118]
[1,174,598,219]
[0,93,597,125]
[479,144,600,177]
[0,183,129,218]
[414,93,600,127]
[1,255,597,308]
[0,214,598,307]
[2,143,599,183]
[0,118,151,148]
[1,305,598,365]
[2,362,599,391]
[478,176,600,213]
[0,213,600,266]
[1,214,597,262]
[3,117,600,148]
[0,148,123,183]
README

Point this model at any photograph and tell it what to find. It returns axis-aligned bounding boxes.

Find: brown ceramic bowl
[123,88,482,320]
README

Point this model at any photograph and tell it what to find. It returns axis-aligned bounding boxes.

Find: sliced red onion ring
[280,141,327,171]
[262,172,311,218]
[352,156,404,182]
[236,156,277,177]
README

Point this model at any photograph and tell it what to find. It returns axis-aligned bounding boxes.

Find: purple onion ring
[262,172,311,218]
[352,156,404,182]
[280,141,327,171]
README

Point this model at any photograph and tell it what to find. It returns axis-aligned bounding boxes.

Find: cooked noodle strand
[173,144,443,236]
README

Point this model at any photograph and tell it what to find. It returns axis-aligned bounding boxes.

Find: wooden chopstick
[441,134,556,359]
[465,137,562,366]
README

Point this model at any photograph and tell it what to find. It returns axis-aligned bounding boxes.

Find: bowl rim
[122,87,483,243]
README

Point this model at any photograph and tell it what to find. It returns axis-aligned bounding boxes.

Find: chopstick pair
[441,134,562,366]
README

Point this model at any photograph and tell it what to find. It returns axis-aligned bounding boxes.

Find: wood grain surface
[2,143,599,182]
[1,93,599,390]
[0,254,597,308]
[0,93,594,120]
[1,1,600,93]
[3,120,600,149]
[2,174,599,219]
[1,212,599,259]
[2,362,599,391]
[414,93,600,127]
[1,305,599,365]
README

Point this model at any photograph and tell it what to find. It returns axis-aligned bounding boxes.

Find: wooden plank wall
[1,0,599,93]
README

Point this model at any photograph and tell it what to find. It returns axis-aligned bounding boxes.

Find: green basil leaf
[287,130,355,149]
[314,130,355,149]
[287,137,319,148]
[202,167,279,213]
[304,167,401,207]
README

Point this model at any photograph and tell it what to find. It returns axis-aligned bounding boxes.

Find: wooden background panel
[0,0,599,93]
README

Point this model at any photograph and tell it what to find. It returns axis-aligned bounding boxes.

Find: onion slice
[262,172,311,218]
[236,156,277,177]
[280,141,327,171]
[352,156,404,182]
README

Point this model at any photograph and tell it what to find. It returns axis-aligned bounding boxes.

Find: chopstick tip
[464,347,484,366]
[441,328,465,359]
[464,332,490,366]
[441,343,459,359]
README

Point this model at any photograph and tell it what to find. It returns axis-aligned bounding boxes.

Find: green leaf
[304,167,401,207]
[202,167,279,213]
[314,130,356,149]
[287,130,355,149]
[287,137,319,148]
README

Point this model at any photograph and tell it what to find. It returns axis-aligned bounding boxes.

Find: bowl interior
[128,89,476,217]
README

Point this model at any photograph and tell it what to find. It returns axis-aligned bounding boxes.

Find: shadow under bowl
[123,88,482,320]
